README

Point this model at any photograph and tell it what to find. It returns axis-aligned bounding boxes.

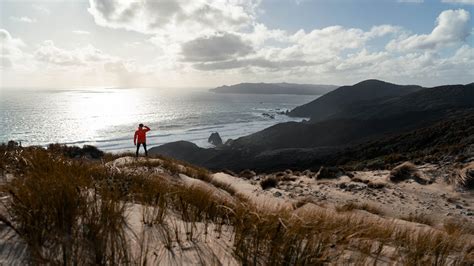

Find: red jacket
[134,126,150,144]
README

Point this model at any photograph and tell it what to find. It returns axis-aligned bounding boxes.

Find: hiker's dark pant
[136,142,148,157]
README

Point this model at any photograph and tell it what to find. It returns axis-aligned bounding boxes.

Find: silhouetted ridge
[288,79,423,122]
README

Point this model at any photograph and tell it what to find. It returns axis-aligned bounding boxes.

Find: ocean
[0,88,316,152]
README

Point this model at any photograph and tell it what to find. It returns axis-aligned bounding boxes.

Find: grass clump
[0,149,129,264]
[400,213,434,226]
[443,218,474,235]
[260,176,279,190]
[336,202,384,215]
[47,143,104,159]
[389,162,428,184]
[455,162,474,190]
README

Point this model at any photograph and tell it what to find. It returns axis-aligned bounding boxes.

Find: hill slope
[332,111,474,169]
[151,81,474,171]
[232,83,474,152]
[288,79,422,121]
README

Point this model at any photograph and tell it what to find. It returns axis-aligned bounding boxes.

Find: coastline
[8,114,307,153]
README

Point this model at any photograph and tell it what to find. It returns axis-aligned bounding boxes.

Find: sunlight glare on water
[66,89,144,140]
[0,87,313,152]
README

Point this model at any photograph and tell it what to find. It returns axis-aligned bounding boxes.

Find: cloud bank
[1,1,473,88]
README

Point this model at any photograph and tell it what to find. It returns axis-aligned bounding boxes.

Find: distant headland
[210,82,338,95]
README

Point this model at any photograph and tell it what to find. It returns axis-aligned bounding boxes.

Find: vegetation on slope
[334,111,474,170]
[0,144,473,264]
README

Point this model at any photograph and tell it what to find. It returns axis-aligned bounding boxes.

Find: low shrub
[239,169,256,179]
[48,143,104,159]
[260,176,279,190]
[367,181,386,189]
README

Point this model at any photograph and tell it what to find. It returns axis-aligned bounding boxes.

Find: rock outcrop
[208,132,223,146]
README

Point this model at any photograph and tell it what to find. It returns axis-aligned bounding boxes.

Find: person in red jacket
[134,123,150,157]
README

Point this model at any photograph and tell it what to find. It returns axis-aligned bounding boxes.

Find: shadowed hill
[231,83,474,151]
[151,110,474,172]
[331,111,474,169]
[288,79,423,121]
[150,140,219,163]
[350,83,474,120]
[150,81,474,171]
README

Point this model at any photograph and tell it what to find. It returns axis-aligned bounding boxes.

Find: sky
[0,0,473,89]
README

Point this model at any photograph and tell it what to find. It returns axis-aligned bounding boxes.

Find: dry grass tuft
[389,162,428,184]
[400,213,434,226]
[454,162,474,190]
[336,202,384,215]
[0,149,129,264]
[443,218,474,235]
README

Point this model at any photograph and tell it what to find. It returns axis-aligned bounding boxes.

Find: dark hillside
[288,79,422,121]
[332,111,474,169]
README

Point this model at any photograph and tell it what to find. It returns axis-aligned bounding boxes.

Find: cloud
[87,0,257,42]
[32,5,51,14]
[387,9,470,51]
[72,30,91,35]
[10,16,36,23]
[177,9,473,86]
[294,0,310,5]
[181,33,253,62]
[0,29,25,48]
[0,29,27,69]
[442,0,474,5]
[397,0,424,3]
[4,4,473,88]
[293,26,369,56]
[194,57,313,70]
[34,40,119,66]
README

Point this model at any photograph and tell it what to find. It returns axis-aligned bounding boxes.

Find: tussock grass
[129,155,211,182]
[400,213,434,226]
[336,202,384,215]
[389,161,428,184]
[454,162,474,190]
[444,218,474,235]
[0,148,129,264]
[0,145,471,265]
[47,143,104,159]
